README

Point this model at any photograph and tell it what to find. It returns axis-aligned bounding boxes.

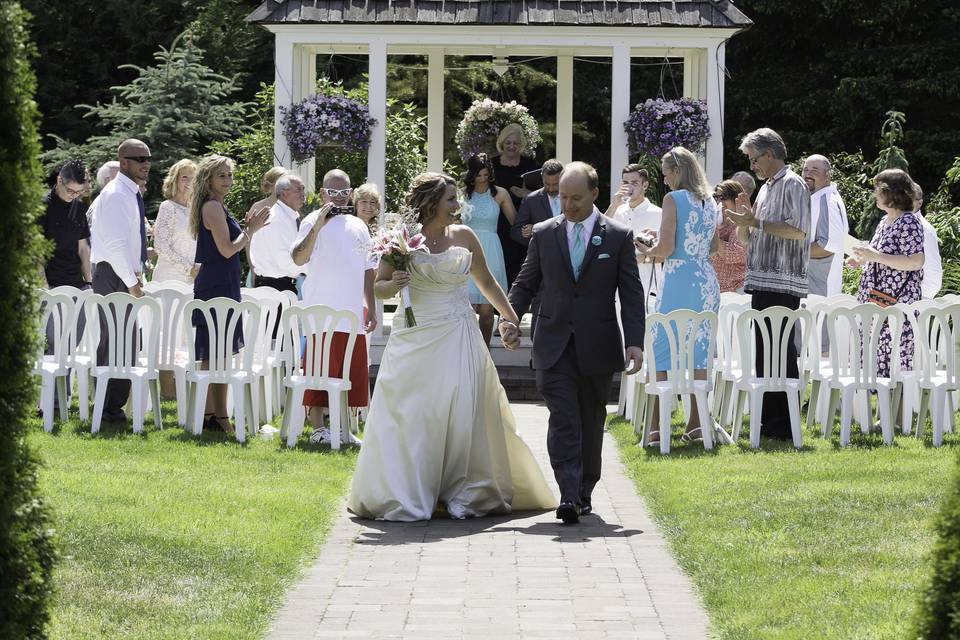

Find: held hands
[245,205,271,235]
[725,192,756,228]
[498,320,521,351]
[364,315,378,334]
[624,346,644,375]
[509,185,530,199]
[521,224,534,238]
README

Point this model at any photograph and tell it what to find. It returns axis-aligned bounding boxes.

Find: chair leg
[894,383,909,435]
[824,388,840,439]
[839,387,855,447]
[131,381,145,434]
[658,393,673,455]
[191,381,210,436]
[329,392,343,451]
[718,380,733,429]
[174,368,187,426]
[77,369,90,421]
[916,389,930,439]
[91,377,108,434]
[39,377,55,433]
[150,380,162,430]
[695,389,714,450]
[231,382,247,443]
[876,386,894,445]
[56,375,69,421]
[731,388,745,442]
[807,379,821,428]
[857,390,872,434]
[932,389,946,447]
[787,389,803,449]
[748,392,763,449]
[632,382,647,438]
[286,389,306,449]
[280,386,294,440]
[263,375,274,423]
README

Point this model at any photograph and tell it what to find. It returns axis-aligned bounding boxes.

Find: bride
[348,173,557,521]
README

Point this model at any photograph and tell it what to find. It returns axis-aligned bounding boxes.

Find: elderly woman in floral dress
[848,169,925,377]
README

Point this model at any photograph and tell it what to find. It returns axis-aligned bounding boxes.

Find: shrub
[913,454,960,639]
[0,2,58,637]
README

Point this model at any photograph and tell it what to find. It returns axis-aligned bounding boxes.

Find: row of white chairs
[33,282,363,449]
[621,294,960,453]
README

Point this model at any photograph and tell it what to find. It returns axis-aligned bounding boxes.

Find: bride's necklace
[423,228,448,249]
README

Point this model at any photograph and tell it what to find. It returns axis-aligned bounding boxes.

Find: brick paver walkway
[266,403,710,639]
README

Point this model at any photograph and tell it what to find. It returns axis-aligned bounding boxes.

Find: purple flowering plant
[280,93,377,162]
[454,98,541,162]
[624,98,710,158]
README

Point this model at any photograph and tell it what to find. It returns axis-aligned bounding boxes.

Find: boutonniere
[591,235,602,246]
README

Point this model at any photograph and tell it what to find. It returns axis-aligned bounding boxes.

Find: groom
[501,162,645,524]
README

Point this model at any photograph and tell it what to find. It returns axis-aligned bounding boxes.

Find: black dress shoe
[579,500,592,516]
[556,502,580,524]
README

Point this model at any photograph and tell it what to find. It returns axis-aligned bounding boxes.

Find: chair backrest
[280,304,361,382]
[87,292,161,373]
[717,301,751,376]
[915,303,960,388]
[143,287,193,369]
[644,310,718,391]
[735,306,811,382]
[36,288,76,369]
[48,285,93,355]
[826,303,904,383]
[183,297,261,375]
[241,287,294,368]
[144,280,193,295]
[803,297,848,376]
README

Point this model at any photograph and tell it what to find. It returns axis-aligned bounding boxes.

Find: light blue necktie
[570,222,585,280]
[550,196,561,217]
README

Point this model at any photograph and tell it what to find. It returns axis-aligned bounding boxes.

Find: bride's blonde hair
[405,172,457,224]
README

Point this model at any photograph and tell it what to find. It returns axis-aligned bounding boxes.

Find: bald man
[802,154,848,296]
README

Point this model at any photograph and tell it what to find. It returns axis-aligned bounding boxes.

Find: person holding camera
[291,169,378,445]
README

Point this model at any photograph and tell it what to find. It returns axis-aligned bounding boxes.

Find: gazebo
[247,0,752,200]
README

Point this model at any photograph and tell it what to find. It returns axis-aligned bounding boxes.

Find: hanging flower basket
[624,97,710,159]
[280,93,378,162]
[454,98,541,162]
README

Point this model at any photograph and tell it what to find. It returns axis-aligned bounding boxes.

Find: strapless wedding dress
[348,246,557,521]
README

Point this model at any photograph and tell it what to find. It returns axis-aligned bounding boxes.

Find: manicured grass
[608,411,960,640]
[27,403,356,640]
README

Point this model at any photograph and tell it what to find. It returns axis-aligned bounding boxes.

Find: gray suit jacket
[508,213,646,375]
[510,188,555,246]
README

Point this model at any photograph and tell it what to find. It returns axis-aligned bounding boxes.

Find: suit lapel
[577,215,607,280]
[553,217,575,281]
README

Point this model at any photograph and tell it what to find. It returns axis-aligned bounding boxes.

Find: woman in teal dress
[463,153,517,346]
[636,147,720,446]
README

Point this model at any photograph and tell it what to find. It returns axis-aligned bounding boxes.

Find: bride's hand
[391,270,411,288]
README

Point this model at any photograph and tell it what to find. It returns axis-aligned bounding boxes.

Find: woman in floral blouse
[153,159,198,284]
[709,179,748,293]
[849,169,925,377]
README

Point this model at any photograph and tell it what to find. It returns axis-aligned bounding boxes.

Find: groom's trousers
[536,336,612,506]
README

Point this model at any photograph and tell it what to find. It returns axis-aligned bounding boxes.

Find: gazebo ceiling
[247,1,752,29]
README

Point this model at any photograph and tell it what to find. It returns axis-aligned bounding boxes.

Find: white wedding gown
[348,246,557,521]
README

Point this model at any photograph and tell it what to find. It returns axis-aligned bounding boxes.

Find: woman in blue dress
[189,154,270,433]
[462,153,517,346]
[636,147,720,445]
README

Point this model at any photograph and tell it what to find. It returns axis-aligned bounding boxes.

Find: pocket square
[598,253,611,259]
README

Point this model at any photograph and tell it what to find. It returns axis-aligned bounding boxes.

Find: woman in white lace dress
[152,159,198,284]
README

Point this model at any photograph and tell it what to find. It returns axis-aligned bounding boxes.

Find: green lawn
[608,412,960,640]
[27,402,356,640]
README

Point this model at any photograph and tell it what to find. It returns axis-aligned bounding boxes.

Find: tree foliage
[0,2,58,637]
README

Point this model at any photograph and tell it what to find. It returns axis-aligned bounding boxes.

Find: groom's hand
[498,320,521,351]
[624,346,644,375]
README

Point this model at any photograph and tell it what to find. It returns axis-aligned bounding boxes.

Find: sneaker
[309,426,332,444]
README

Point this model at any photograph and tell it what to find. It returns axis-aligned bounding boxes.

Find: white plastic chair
[892,300,945,434]
[241,287,293,423]
[279,305,361,450]
[88,292,162,434]
[913,304,960,446]
[803,296,853,430]
[712,301,751,432]
[640,310,724,454]
[822,304,903,446]
[145,280,192,294]
[182,297,261,442]
[731,306,811,449]
[48,285,94,420]
[34,289,75,432]
[142,283,193,425]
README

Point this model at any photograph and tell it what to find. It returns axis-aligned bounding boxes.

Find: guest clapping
[636,147,720,445]
[848,169,924,377]
[153,159,198,284]
[463,153,517,347]
[709,180,747,293]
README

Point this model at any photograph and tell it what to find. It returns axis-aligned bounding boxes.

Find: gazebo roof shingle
[247,1,752,29]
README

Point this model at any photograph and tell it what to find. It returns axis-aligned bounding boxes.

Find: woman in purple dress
[849,169,925,377]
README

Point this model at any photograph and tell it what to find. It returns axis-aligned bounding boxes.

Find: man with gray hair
[730,171,757,199]
[726,127,810,441]
[802,154,848,297]
[250,173,307,295]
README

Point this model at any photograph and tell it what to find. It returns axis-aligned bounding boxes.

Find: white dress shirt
[89,172,142,287]
[294,212,376,332]
[809,184,849,296]
[614,198,663,298]
[250,199,304,279]
[916,212,942,299]
[565,207,601,253]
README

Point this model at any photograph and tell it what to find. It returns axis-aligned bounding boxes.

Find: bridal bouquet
[372,225,427,327]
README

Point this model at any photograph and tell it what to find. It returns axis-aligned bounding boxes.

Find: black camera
[328,205,354,217]
[635,232,656,248]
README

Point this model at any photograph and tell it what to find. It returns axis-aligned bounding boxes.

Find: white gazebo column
[704,42,725,184]
[293,45,317,190]
[556,54,574,165]
[426,50,445,172]
[366,40,388,199]
[609,45,631,203]
[273,35,295,170]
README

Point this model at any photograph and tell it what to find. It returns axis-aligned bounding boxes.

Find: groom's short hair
[564,161,599,190]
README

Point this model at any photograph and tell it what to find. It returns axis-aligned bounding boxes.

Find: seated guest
[848,169,924,378]
[802,155,849,297]
[189,155,270,433]
[730,171,757,200]
[636,147,720,445]
[493,123,539,289]
[463,153,516,347]
[152,159,198,284]
[250,174,307,295]
[292,169,378,445]
[912,183,942,300]
[709,180,748,293]
[605,163,663,310]
[244,166,287,284]
[351,182,381,234]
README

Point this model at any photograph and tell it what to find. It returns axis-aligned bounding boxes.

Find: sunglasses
[323,187,353,198]
[123,155,152,164]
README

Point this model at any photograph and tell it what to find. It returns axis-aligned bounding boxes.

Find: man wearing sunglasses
[89,138,152,423]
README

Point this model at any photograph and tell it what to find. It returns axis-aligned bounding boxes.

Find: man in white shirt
[89,138,150,423]
[251,174,306,294]
[604,164,663,309]
[802,155,848,297]
[913,183,942,299]
[291,169,378,444]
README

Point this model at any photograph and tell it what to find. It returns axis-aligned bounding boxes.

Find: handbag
[864,288,897,308]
